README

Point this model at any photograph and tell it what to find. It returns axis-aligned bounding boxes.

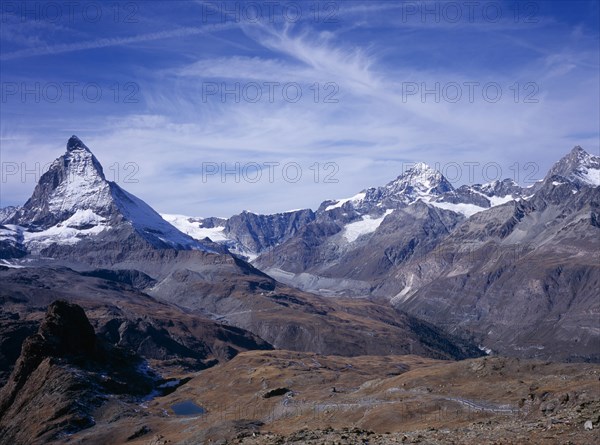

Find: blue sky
[1,0,599,216]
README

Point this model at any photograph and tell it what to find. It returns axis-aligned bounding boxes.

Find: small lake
[170,400,206,416]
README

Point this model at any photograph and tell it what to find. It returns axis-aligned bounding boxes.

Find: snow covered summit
[322,162,455,214]
[544,146,600,187]
[384,162,454,200]
[4,136,216,254]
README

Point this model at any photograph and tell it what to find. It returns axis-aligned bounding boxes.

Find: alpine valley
[1,136,599,445]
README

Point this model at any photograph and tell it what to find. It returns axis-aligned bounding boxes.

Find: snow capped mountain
[322,162,454,213]
[544,146,600,186]
[155,147,600,263]
[3,136,216,256]
[341,209,394,242]
[164,161,528,258]
[319,162,524,218]
[15,141,588,264]
[384,162,454,199]
[8,136,111,229]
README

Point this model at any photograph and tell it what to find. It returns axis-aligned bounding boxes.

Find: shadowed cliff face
[0,300,157,444]
[0,301,96,412]
[0,266,274,388]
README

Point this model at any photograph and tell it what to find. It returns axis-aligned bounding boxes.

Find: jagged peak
[56,135,105,181]
[563,146,597,165]
[545,145,600,187]
[566,145,595,161]
[400,162,437,177]
[388,162,450,192]
[7,136,216,252]
[66,135,91,153]
[408,161,433,172]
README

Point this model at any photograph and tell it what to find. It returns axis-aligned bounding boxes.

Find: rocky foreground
[71,350,599,444]
[0,300,599,445]
[228,411,600,445]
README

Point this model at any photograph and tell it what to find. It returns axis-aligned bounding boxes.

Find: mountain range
[1,137,599,363]
[0,136,599,443]
[0,136,484,364]
[156,148,600,361]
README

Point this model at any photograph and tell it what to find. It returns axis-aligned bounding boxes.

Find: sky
[1,0,599,216]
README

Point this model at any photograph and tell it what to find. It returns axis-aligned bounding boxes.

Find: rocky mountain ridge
[0,300,156,444]
[1,139,598,362]
[157,146,600,362]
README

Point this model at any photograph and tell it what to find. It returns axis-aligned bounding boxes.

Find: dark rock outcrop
[0,300,156,445]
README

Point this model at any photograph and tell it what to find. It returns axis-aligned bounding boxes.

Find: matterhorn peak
[66,135,90,152]
[5,136,111,229]
[5,136,216,253]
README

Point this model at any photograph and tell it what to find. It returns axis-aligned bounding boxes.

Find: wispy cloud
[1,1,598,215]
[0,23,236,60]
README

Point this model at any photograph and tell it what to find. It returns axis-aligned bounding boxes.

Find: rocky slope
[62,351,600,445]
[254,149,598,362]
[384,148,600,361]
[0,300,157,444]
[0,265,273,387]
[166,146,600,362]
[0,249,480,360]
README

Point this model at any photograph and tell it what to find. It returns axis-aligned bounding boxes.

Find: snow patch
[579,167,600,186]
[342,209,392,242]
[0,260,25,268]
[428,200,485,217]
[22,215,108,250]
[488,195,515,206]
[478,345,493,355]
[162,214,228,242]
[325,192,366,211]
[64,209,106,227]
